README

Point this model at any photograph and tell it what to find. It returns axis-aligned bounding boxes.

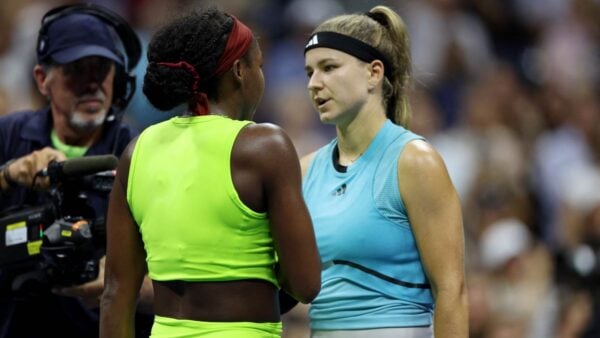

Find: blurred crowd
[1,0,599,337]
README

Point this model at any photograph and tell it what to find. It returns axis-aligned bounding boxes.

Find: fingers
[53,286,102,309]
[53,278,104,309]
[54,279,103,297]
[6,147,67,189]
[52,256,105,309]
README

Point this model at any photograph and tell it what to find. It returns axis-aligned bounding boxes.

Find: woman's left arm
[100,139,148,338]
[398,140,468,338]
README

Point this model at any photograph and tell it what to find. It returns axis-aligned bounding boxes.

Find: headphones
[37,3,142,112]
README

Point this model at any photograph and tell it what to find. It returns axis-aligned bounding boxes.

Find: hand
[53,256,106,309]
[5,147,66,190]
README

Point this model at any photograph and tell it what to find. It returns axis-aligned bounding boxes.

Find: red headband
[157,15,254,115]
[214,16,254,77]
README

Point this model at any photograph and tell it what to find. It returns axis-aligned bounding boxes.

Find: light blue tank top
[303,120,434,330]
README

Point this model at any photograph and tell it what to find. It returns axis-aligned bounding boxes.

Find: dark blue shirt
[0,107,135,212]
[0,108,152,338]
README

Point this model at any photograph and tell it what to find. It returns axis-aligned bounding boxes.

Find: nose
[85,80,100,93]
[78,66,107,94]
[85,67,108,87]
[307,71,323,92]
[67,74,102,96]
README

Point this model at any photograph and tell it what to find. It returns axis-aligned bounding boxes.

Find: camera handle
[11,269,49,293]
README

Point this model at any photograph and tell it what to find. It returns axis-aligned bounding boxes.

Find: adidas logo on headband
[304,31,394,78]
[305,34,319,49]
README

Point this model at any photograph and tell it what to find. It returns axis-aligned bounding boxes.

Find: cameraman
[0,5,152,338]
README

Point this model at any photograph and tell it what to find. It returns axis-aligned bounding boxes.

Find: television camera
[0,155,118,297]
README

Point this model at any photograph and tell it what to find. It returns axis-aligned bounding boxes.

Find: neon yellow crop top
[127,115,278,286]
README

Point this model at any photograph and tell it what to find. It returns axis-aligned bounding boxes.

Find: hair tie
[157,61,209,115]
[157,61,200,93]
[365,11,383,25]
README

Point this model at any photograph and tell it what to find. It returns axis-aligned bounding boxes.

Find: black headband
[304,31,393,78]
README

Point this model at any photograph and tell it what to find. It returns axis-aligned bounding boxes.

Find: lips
[77,97,104,109]
[79,97,102,103]
[79,99,101,104]
[314,97,330,108]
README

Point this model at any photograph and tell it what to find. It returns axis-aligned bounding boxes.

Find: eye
[323,64,336,72]
[306,70,313,78]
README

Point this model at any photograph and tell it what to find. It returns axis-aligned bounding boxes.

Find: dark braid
[143,8,233,111]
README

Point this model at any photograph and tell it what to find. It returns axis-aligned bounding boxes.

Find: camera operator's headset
[36,3,142,115]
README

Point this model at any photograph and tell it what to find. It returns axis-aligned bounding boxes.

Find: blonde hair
[312,6,412,127]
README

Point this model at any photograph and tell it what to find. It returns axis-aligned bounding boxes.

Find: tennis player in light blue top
[301,5,468,338]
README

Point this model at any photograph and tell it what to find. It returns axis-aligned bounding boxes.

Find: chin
[318,112,338,125]
[69,110,107,132]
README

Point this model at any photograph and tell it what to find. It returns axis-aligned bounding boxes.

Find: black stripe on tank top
[329,260,431,289]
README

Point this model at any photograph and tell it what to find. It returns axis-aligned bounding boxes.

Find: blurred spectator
[259,0,344,124]
[467,273,491,338]
[401,0,494,127]
[0,1,65,112]
[554,164,600,337]
[538,1,599,96]
[119,0,194,132]
[268,84,331,157]
[554,290,593,338]
[478,218,558,338]
[468,0,537,79]
[532,89,600,250]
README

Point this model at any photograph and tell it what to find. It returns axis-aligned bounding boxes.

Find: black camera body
[0,156,117,296]
[0,210,100,294]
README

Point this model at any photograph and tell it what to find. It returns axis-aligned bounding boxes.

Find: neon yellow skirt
[150,315,282,338]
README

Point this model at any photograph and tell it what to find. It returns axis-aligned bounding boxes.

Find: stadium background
[1,0,599,337]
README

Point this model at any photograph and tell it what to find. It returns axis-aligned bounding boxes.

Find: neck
[336,101,387,164]
[207,68,247,121]
[207,100,240,120]
[53,126,102,148]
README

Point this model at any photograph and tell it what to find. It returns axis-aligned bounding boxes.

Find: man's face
[36,56,116,133]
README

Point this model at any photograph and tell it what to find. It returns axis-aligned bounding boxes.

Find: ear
[367,60,385,91]
[231,59,243,85]
[33,65,50,96]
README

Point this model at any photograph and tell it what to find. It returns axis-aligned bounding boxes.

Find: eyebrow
[304,57,339,72]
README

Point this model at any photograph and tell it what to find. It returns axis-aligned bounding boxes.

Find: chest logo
[332,183,347,196]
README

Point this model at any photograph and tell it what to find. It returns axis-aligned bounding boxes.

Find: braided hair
[143,8,236,111]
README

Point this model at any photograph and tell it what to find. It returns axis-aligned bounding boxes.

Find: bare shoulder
[235,122,299,166]
[239,123,291,149]
[398,139,455,203]
[398,139,448,176]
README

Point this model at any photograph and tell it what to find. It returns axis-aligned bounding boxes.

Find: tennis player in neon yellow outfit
[100,7,321,338]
